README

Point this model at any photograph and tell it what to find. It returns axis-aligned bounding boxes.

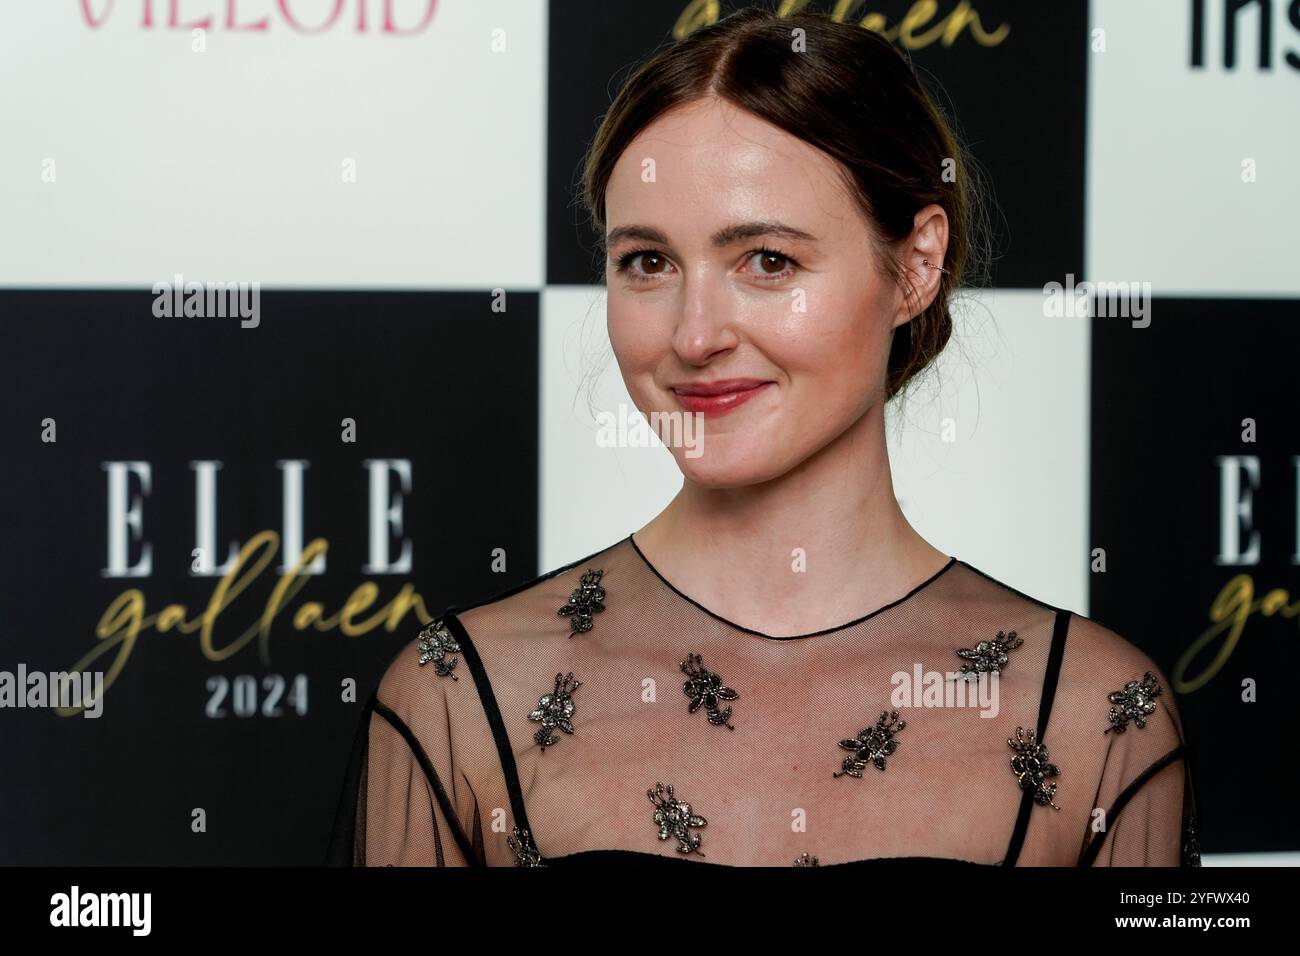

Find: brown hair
[580,6,990,402]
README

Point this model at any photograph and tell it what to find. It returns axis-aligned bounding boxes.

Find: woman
[327,8,1199,867]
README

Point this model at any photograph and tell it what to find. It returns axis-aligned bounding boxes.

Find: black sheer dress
[326,534,1201,867]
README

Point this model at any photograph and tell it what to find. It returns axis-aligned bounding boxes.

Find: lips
[670,379,774,417]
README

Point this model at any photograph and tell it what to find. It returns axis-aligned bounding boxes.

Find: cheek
[607,300,664,387]
[606,299,638,362]
[770,286,887,383]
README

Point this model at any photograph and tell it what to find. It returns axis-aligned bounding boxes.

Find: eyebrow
[604,220,819,252]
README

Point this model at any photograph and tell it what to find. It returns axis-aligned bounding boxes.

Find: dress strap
[370,694,476,865]
[441,611,537,844]
[1075,742,1187,866]
[1002,607,1071,866]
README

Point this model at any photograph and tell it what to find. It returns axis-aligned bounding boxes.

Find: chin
[671,446,790,489]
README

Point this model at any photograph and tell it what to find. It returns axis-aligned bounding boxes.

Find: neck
[633,403,949,636]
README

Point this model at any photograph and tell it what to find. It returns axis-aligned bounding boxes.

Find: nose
[670,268,741,365]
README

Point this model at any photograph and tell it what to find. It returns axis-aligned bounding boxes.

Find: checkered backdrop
[0,0,1295,864]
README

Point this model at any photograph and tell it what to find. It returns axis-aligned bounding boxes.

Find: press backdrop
[0,0,1295,864]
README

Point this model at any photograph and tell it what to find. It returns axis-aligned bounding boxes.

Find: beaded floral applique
[1008,727,1061,809]
[415,618,460,679]
[1183,817,1202,867]
[1104,671,1163,733]
[557,568,606,637]
[528,672,582,750]
[833,710,906,776]
[681,653,738,729]
[648,782,707,855]
[507,826,545,866]
[952,629,1022,680]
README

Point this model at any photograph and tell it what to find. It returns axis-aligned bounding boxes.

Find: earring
[922,257,950,275]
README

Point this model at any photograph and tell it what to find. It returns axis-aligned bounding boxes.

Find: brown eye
[613,249,675,283]
[640,253,668,275]
[744,250,795,279]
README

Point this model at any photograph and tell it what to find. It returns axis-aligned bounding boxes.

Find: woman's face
[604,97,915,488]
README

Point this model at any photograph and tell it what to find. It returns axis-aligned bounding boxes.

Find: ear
[892,204,950,329]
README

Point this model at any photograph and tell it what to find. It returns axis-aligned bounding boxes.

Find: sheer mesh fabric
[327,535,1200,867]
